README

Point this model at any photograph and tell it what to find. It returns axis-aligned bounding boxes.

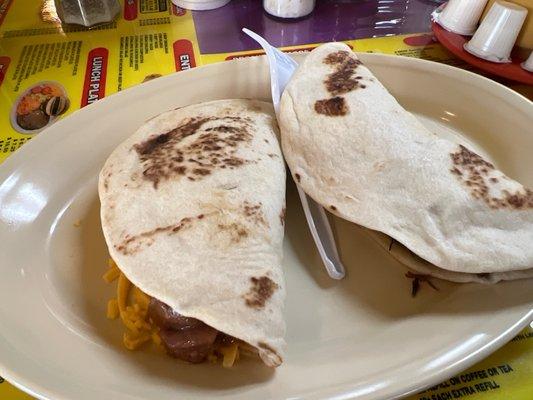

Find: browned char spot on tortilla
[294,173,301,183]
[133,116,253,188]
[315,50,366,117]
[314,97,348,116]
[450,145,533,210]
[279,207,286,226]
[102,170,112,190]
[323,50,363,96]
[329,205,337,211]
[324,51,361,67]
[243,201,268,227]
[450,167,462,176]
[114,214,206,255]
[192,168,210,176]
[244,276,278,309]
[217,222,249,243]
[221,157,246,167]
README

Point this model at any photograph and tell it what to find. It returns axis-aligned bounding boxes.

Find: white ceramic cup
[464,0,528,63]
[436,0,489,35]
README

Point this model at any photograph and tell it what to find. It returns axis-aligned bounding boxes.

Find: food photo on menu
[0,1,531,400]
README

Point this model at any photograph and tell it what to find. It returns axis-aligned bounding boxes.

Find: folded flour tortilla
[368,230,533,284]
[99,99,286,366]
[279,43,533,283]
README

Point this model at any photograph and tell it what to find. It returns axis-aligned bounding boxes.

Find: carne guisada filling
[147,298,239,363]
[103,259,243,366]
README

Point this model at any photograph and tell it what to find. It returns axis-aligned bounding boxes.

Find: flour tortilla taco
[279,42,533,283]
[99,99,286,367]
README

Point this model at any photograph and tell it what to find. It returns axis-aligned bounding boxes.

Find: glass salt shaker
[56,0,121,27]
[263,0,316,19]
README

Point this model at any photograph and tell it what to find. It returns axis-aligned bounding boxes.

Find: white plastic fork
[243,28,346,280]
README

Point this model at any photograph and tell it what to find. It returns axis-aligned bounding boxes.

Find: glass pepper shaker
[56,0,121,27]
[263,0,316,19]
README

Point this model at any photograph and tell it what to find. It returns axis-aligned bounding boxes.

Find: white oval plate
[0,54,532,400]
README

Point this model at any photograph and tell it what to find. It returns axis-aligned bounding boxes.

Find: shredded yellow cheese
[104,258,241,366]
[132,286,150,310]
[102,267,120,283]
[106,299,119,319]
[101,264,162,350]
[117,273,131,312]
[220,343,239,368]
[123,331,151,350]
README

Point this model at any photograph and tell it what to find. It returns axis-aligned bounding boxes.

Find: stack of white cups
[435,0,530,69]
[435,0,489,35]
[465,1,528,63]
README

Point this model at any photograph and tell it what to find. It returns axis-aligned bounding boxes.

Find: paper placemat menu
[0,1,531,399]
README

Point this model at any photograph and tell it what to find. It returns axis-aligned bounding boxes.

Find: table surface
[0,0,531,399]
[192,0,438,53]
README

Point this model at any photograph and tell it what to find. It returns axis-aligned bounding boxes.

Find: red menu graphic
[0,57,10,88]
[81,48,109,107]
[123,0,138,21]
[173,39,196,71]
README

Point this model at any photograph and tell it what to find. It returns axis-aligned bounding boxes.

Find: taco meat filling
[148,298,238,363]
[103,260,244,366]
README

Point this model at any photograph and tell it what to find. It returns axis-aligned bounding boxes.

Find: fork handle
[296,185,346,280]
